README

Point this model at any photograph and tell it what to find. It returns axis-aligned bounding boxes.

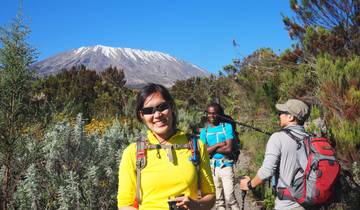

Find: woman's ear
[140,111,144,120]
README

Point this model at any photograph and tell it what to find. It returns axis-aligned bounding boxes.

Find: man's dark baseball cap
[275,99,310,121]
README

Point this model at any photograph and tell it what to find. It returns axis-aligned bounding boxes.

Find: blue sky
[1,0,295,74]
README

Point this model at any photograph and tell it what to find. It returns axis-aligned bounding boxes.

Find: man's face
[207,106,218,124]
[278,111,291,127]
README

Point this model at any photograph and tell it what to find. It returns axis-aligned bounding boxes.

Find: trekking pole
[212,113,272,136]
[241,190,246,210]
[239,176,247,210]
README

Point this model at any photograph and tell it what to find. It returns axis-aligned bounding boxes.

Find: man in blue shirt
[200,103,240,210]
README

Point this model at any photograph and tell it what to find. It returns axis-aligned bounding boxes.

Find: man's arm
[239,133,281,191]
[206,142,226,154]
[215,123,234,154]
[239,175,263,191]
[214,139,232,154]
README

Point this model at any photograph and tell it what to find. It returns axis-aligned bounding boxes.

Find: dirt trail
[211,150,263,210]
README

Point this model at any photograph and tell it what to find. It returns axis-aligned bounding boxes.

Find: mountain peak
[34,45,209,87]
[73,45,178,62]
[74,45,117,58]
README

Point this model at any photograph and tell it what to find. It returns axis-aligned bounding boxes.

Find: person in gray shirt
[239,99,310,210]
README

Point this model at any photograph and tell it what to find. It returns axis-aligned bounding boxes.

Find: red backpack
[276,129,340,207]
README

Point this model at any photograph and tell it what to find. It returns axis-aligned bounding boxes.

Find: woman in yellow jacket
[117,83,215,210]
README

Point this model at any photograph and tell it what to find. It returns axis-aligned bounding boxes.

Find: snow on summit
[73,45,177,62]
[34,45,209,87]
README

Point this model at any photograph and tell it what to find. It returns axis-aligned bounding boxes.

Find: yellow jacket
[117,130,215,210]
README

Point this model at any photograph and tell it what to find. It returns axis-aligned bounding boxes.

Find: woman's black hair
[135,83,177,127]
[207,102,224,116]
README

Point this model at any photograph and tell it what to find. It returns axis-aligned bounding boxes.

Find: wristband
[247,180,254,190]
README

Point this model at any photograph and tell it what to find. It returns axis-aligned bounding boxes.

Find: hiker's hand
[217,142,226,148]
[239,176,251,191]
[175,196,199,210]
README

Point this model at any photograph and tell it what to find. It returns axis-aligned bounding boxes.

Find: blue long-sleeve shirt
[199,122,235,167]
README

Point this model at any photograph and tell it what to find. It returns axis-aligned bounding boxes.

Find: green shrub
[315,56,360,162]
[278,64,317,98]
[239,132,268,175]
[177,108,205,134]
[10,114,132,209]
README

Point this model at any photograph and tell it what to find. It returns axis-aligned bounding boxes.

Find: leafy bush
[315,56,360,163]
[278,64,316,98]
[239,132,268,175]
[177,108,205,134]
[10,114,133,209]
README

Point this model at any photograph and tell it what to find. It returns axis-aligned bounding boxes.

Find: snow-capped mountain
[34,45,210,87]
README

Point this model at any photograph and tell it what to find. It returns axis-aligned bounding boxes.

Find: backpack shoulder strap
[281,128,302,142]
[221,122,226,133]
[135,136,147,208]
[281,128,306,150]
[187,134,202,197]
[205,125,209,145]
[278,129,309,187]
[187,134,200,165]
[136,137,147,169]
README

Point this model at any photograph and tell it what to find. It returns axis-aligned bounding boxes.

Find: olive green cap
[275,99,310,121]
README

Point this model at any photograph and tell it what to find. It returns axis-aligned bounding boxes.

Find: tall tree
[283,0,360,58]
[0,13,37,210]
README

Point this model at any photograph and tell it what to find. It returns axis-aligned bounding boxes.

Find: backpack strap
[135,136,147,208]
[188,134,200,166]
[282,129,302,144]
[135,134,201,206]
[282,128,309,158]
[221,122,226,133]
[146,144,190,150]
[187,134,202,198]
[221,123,237,163]
[275,129,308,200]
[205,125,209,145]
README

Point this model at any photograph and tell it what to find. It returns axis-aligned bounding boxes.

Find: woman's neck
[153,128,176,144]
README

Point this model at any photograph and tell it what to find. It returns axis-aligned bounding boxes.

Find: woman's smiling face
[140,91,174,139]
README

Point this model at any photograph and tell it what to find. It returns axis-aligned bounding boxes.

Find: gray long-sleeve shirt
[257,125,308,210]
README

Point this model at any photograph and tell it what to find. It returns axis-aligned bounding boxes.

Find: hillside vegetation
[1,1,360,209]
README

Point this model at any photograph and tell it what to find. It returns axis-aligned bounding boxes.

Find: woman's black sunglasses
[141,102,171,115]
